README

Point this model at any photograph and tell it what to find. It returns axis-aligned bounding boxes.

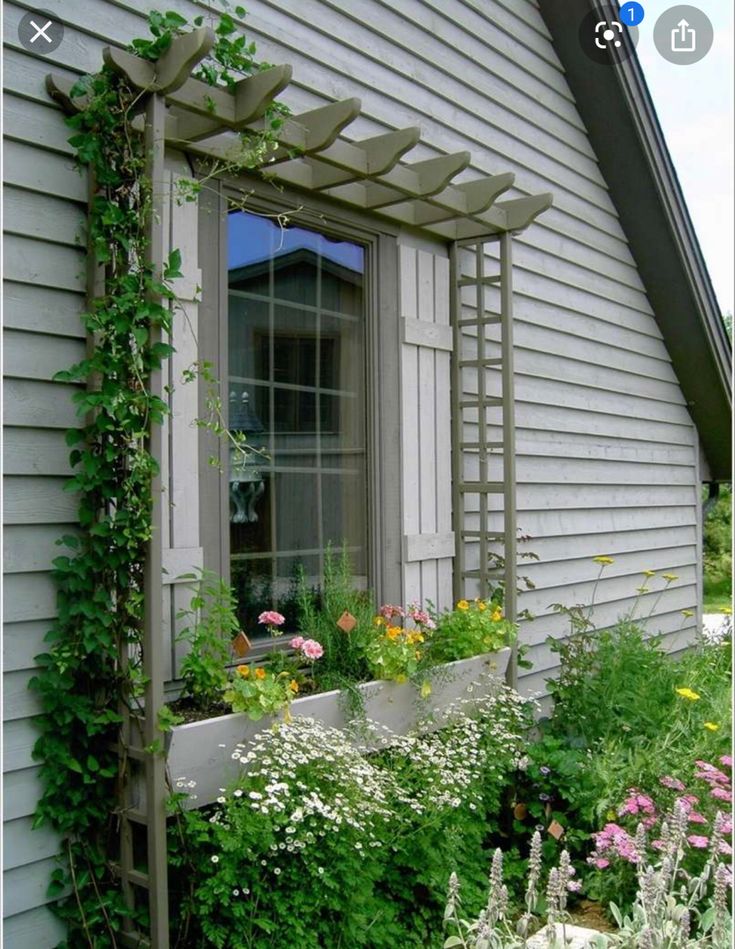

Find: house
[3,0,731,943]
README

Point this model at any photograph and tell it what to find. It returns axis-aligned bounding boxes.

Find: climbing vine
[29,7,287,945]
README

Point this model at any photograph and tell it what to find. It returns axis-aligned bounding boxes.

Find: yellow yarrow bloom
[456,600,470,611]
[704,722,719,732]
[593,556,614,565]
[676,687,700,701]
[681,609,694,618]
[643,570,656,578]
[662,573,679,582]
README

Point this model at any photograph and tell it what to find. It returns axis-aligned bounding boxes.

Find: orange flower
[255,667,266,680]
[237,665,250,678]
[385,626,401,640]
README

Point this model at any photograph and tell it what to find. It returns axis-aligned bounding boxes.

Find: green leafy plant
[168,683,532,948]
[294,546,375,693]
[429,598,517,664]
[223,663,299,720]
[176,570,241,710]
[364,605,435,686]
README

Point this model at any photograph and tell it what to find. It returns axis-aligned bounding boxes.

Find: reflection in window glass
[228,210,367,633]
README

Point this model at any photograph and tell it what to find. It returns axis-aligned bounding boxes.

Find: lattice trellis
[46,25,551,948]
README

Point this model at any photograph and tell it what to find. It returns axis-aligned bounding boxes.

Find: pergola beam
[48,47,552,253]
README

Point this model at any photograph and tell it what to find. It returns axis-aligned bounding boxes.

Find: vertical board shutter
[161,160,203,681]
[399,244,454,611]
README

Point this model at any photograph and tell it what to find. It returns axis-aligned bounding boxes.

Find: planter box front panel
[164,650,510,809]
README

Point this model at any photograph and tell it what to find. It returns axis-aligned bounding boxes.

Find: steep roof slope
[539,0,732,480]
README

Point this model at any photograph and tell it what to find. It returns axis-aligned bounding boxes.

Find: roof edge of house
[538,0,732,481]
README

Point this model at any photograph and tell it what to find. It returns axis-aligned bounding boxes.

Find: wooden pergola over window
[47,26,552,948]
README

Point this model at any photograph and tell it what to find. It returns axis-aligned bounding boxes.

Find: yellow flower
[385,625,401,640]
[643,570,656,578]
[606,810,617,821]
[662,573,679,582]
[456,600,470,611]
[681,610,694,618]
[723,607,732,615]
[374,616,385,626]
[593,556,614,565]
[395,674,407,684]
[676,687,700,701]
[289,679,299,694]
[237,665,250,678]
[477,601,487,611]
[636,586,649,594]
[491,610,503,622]
[704,722,719,732]
[255,667,266,680]
[420,681,432,698]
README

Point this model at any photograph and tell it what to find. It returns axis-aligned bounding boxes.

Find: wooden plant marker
[232,632,252,657]
[547,819,565,840]
[336,611,357,633]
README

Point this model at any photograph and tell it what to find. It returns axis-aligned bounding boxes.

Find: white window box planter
[164,648,511,808]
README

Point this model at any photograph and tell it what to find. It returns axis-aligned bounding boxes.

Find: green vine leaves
[29,6,291,945]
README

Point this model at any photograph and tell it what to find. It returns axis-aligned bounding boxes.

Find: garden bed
[163,648,510,808]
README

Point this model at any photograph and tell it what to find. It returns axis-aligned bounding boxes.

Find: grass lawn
[703,576,733,613]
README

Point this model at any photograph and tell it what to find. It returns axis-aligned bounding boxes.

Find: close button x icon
[29,19,53,44]
[18,10,64,53]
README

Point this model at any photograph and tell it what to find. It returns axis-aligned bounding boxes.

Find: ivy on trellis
[29,8,287,945]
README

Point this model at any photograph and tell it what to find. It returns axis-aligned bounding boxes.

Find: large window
[227,210,368,631]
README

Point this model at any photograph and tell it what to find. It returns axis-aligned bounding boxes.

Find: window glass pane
[228,209,368,633]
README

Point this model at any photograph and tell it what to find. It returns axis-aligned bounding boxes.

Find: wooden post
[142,89,170,948]
[500,232,518,689]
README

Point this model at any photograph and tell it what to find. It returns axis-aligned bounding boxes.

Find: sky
[634,1,734,316]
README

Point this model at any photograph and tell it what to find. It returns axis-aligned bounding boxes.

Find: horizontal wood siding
[2,0,703,938]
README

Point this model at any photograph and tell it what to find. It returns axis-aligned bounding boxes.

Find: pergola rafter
[46,24,552,949]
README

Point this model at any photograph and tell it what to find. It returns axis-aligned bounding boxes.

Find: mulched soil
[569,900,615,932]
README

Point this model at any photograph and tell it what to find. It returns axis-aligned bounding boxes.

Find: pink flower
[711,787,732,802]
[379,604,405,619]
[301,639,324,660]
[408,606,435,629]
[567,880,583,892]
[687,835,710,849]
[289,636,305,649]
[719,841,733,856]
[652,840,666,851]
[660,775,686,791]
[258,611,285,626]
[720,756,733,768]
[619,789,656,817]
[688,812,708,825]
[593,858,609,869]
